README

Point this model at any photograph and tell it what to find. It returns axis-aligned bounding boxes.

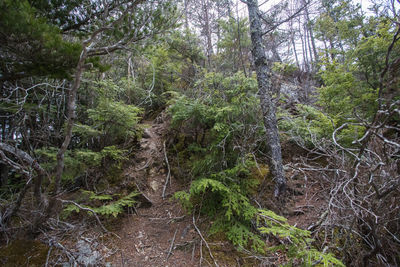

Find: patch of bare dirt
[107,114,200,266]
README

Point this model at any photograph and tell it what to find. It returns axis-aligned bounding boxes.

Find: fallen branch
[166,229,178,260]
[192,214,219,267]
[162,141,171,199]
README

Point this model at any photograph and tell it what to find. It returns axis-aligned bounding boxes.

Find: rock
[149,168,157,176]
[75,240,102,266]
[150,180,159,191]
[142,128,151,139]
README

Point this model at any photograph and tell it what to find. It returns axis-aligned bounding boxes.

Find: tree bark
[303,0,319,64]
[202,0,213,67]
[54,45,88,194]
[245,0,286,197]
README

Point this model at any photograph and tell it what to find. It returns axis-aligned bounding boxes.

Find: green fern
[258,209,344,266]
[63,191,139,218]
[174,161,263,252]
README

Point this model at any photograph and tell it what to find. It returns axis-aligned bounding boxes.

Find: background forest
[0,0,399,266]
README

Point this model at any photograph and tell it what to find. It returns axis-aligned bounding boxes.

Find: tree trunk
[203,0,213,67]
[303,0,319,63]
[184,0,189,32]
[54,45,88,194]
[246,0,286,198]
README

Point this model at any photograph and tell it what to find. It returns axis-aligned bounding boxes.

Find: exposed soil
[107,114,200,266]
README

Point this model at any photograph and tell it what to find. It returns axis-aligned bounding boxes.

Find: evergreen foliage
[174,160,264,252]
[258,209,344,266]
[0,0,81,81]
[64,191,139,218]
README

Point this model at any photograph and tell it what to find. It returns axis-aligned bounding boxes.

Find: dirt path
[110,116,199,266]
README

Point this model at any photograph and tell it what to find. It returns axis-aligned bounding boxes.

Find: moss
[201,238,259,267]
[0,240,49,267]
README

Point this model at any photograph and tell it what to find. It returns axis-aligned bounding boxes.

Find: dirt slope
[109,115,199,266]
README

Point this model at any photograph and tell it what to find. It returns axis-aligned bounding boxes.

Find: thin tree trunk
[184,0,189,32]
[245,0,286,198]
[203,0,213,67]
[306,25,314,65]
[303,0,319,63]
[54,45,88,194]
[299,23,308,72]
[302,22,310,72]
[236,3,248,77]
[291,35,300,68]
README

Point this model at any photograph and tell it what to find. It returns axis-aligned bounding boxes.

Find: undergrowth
[169,71,343,265]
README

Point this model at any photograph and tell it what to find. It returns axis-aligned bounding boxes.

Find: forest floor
[107,114,200,266]
[0,114,326,266]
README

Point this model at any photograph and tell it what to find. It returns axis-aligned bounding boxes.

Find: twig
[192,242,196,262]
[60,199,120,239]
[166,229,178,260]
[192,214,219,267]
[136,159,151,171]
[162,141,171,199]
[45,246,52,267]
[199,240,203,266]
[120,250,125,267]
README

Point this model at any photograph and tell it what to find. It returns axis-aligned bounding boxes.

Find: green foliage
[318,61,379,120]
[272,62,299,77]
[279,104,365,148]
[175,160,264,252]
[92,192,139,217]
[36,145,127,183]
[63,191,139,218]
[315,6,400,125]
[258,209,344,266]
[0,0,81,80]
[216,16,251,73]
[169,71,262,176]
[87,99,142,140]
[279,104,335,146]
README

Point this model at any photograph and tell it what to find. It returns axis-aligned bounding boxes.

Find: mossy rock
[0,239,49,267]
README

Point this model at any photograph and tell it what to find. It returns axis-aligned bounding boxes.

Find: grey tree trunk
[245,0,286,197]
[202,0,213,67]
[54,45,88,194]
[303,0,319,64]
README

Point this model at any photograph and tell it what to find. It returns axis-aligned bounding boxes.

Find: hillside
[1,0,399,266]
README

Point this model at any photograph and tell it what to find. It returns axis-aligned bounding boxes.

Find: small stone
[149,168,157,175]
[150,180,159,191]
[142,128,151,139]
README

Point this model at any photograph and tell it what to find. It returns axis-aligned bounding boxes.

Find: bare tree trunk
[303,0,319,63]
[202,0,213,67]
[291,35,300,68]
[245,0,286,198]
[54,45,88,194]
[236,2,248,77]
[184,0,190,32]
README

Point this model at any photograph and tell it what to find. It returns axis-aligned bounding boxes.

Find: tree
[244,0,286,197]
[53,0,178,192]
[0,0,178,234]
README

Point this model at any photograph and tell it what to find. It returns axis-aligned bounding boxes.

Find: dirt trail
[110,115,198,266]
